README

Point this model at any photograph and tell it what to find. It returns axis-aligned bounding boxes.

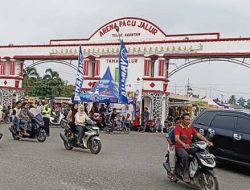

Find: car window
[236,117,250,134]
[211,115,236,130]
[194,111,215,126]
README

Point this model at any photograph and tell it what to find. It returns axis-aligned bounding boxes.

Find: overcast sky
[1,0,250,101]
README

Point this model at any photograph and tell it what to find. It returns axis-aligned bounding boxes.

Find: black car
[192,109,250,167]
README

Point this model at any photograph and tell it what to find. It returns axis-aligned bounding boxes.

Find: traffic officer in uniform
[42,104,52,136]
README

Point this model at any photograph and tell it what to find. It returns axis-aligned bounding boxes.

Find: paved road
[0,124,249,190]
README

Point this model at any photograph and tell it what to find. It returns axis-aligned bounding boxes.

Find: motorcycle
[9,113,47,142]
[163,141,219,190]
[0,133,2,140]
[104,117,130,134]
[50,111,65,126]
[60,120,102,154]
[138,120,156,132]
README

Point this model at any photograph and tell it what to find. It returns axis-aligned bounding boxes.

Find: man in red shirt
[174,113,213,183]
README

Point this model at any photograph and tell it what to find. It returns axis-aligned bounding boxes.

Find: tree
[23,67,39,80]
[237,97,246,108]
[228,95,236,105]
[22,67,40,95]
[43,68,60,80]
[42,68,64,98]
[245,99,250,109]
[22,67,74,98]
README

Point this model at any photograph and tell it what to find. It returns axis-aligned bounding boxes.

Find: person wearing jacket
[66,103,78,134]
[75,104,91,146]
[42,104,52,136]
[165,116,181,180]
[19,102,32,136]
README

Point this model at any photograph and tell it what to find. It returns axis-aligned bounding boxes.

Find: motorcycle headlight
[200,158,216,168]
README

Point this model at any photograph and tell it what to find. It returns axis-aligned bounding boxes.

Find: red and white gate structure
[1,17,250,122]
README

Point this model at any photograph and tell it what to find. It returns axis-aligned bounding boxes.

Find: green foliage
[245,99,250,109]
[237,97,246,108]
[22,68,74,98]
[228,95,236,105]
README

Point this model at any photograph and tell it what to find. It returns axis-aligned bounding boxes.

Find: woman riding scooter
[75,104,91,146]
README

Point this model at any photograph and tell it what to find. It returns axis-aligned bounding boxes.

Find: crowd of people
[1,99,215,182]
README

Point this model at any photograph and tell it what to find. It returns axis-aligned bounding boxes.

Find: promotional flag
[118,40,128,104]
[74,46,84,101]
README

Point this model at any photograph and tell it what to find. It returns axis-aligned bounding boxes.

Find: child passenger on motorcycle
[75,104,91,146]
[165,116,181,180]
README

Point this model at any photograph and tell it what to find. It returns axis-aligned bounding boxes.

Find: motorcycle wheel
[64,141,73,150]
[37,130,46,142]
[89,138,102,154]
[12,134,20,140]
[123,127,130,134]
[150,126,156,133]
[201,172,219,190]
[104,127,111,134]
[61,120,67,128]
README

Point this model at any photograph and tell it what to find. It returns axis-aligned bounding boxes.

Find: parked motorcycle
[163,141,219,190]
[104,117,130,134]
[50,111,65,126]
[9,113,47,142]
[60,120,101,154]
[138,120,156,132]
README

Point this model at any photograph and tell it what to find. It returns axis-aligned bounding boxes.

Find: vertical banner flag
[74,46,84,101]
[119,40,128,104]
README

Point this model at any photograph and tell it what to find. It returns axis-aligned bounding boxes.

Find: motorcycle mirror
[208,128,215,138]
[199,128,205,135]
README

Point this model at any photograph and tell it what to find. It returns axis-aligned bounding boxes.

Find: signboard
[90,17,167,42]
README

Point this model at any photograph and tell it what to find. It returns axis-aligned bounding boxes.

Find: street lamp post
[115,26,122,42]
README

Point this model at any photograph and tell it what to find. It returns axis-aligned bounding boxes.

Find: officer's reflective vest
[43,105,52,118]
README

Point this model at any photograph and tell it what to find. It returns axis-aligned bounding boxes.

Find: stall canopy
[202,97,224,109]
[80,67,119,103]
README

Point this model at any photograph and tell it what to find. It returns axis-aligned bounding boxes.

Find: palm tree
[22,67,39,89]
[43,68,64,97]
[23,67,39,80]
[43,68,60,80]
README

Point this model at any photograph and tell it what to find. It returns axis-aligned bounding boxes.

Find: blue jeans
[124,121,131,129]
[14,118,20,130]
[76,125,84,142]
[156,123,163,132]
[20,119,28,130]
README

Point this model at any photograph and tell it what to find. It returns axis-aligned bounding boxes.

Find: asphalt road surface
[0,123,249,190]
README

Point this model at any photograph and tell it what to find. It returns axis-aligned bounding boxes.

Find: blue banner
[118,40,128,104]
[74,46,84,101]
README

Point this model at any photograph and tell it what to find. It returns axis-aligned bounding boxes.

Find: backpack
[168,127,175,144]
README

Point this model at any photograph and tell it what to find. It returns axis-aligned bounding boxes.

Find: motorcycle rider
[75,104,91,146]
[19,102,32,136]
[53,104,61,122]
[174,113,213,183]
[165,116,181,180]
[12,101,22,132]
[99,104,106,114]
[66,103,78,135]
